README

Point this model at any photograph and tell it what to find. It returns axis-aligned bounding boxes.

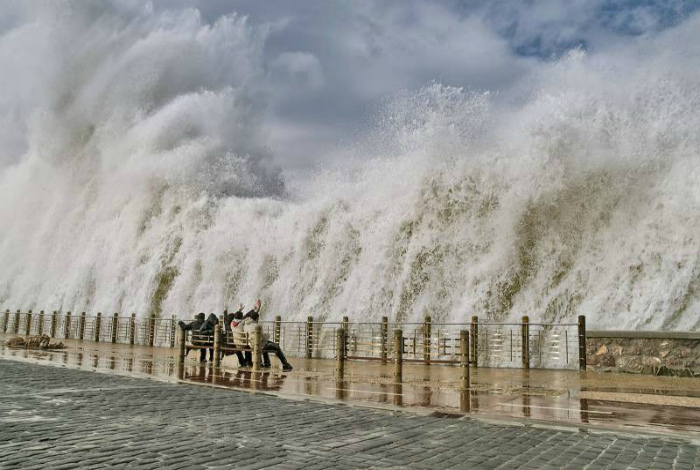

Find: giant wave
[1,3,699,330]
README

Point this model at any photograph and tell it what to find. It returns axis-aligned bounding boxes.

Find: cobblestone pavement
[1,359,699,469]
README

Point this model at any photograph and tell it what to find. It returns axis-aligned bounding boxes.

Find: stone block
[643,356,661,366]
[617,356,642,371]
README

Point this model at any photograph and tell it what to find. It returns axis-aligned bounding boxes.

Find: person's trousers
[197,343,214,362]
[235,351,245,365]
[263,341,290,366]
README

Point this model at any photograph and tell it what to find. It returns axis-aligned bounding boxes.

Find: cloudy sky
[144,0,698,171]
[1,1,697,175]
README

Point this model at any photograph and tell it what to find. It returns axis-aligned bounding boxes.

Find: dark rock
[655,366,675,377]
[601,355,616,367]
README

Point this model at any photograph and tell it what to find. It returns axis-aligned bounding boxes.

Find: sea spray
[1,4,700,330]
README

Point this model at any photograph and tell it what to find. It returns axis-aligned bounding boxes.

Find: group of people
[179,299,293,372]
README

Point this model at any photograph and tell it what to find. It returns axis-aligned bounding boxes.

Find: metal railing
[1,311,178,348]
[2,309,585,370]
[475,322,578,369]
[263,320,579,369]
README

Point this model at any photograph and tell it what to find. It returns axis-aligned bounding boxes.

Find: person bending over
[198,313,220,362]
[178,312,205,332]
[178,312,207,362]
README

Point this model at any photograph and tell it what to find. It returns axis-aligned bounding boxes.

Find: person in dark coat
[178,312,205,332]
[198,313,219,362]
[199,313,219,335]
[179,312,207,362]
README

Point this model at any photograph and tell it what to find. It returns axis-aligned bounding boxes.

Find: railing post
[578,315,587,371]
[342,316,349,357]
[79,312,86,341]
[149,317,156,347]
[38,311,45,335]
[26,310,32,335]
[64,311,72,339]
[423,314,431,365]
[14,310,20,334]
[111,313,118,343]
[470,315,478,367]
[274,315,281,344]
[380,316,388,363]
[95,312,102,342]
[394,329,403,382]
[213,324,222,368]
[129,313,136,345]
[2,309,8,333]
[306,316,313,359]
[521,315,530,369]
[170,315,177,348]
[50,311,57,337]
[253,324,262,370]
[336,328,345,377]
[177,327,186,364]
[460,330,470,389]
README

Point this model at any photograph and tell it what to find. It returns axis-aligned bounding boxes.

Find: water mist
[1,3,700,331]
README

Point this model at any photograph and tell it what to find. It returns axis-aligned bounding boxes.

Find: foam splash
[1,4,700,330]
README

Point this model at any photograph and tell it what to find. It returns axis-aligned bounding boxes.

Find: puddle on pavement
[2,333,700,437]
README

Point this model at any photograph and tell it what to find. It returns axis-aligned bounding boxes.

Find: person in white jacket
[238,299,293,371]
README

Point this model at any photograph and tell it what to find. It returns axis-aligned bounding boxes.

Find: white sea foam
[1,3,699,329]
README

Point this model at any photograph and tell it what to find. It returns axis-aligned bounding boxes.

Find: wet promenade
[3,357,700,469]
[2,332,700,441]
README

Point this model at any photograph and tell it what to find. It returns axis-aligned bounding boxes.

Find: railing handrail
[3,310,579,327]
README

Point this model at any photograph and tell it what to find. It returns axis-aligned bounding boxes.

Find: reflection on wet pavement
[2,333,700,438]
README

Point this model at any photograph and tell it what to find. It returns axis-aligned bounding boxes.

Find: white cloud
[2,0,698,173]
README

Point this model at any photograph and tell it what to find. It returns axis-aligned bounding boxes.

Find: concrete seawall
[586,331,700,376]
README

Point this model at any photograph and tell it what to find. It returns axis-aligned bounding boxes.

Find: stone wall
[586,331,700,377]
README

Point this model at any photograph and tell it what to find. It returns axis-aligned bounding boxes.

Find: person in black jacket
[178,312,205,331]
[198,313,219,362]
[179,312,207,362]
[199,313,219,335]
